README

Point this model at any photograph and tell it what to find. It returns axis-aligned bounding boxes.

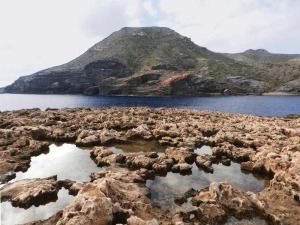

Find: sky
[0,0,300,87]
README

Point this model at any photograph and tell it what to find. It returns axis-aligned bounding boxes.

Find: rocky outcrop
[195,154,215,173]
[1,107,300,224]
[187,182,280,224]
[277,78,300,94]
[0,176,59,208]
[75,128,128,146]
[54,166,170,225]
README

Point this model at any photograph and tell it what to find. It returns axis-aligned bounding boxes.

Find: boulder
[126,124,153,140]
[195,155,214,173]
[0,176,59,208]
[165,147,196,164]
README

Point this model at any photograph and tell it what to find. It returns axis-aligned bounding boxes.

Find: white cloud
[142,1,158,17]
[83,1,129,37]
[0,0,299,87]
[157,0,300,53]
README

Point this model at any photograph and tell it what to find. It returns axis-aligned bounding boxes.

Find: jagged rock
[195,155,214,173]
[126,124,153,140]
[165,147,196,163]
[127,216,159,225]
[99,128,128,145]
[171,163,192,173]
[91,146,113,158]
[0,107,300,224]
[152,162,168,174]
[190,182,276,224]
[126,155,155,169]
[56,183,113,225]
[0,176,59,208]
[76,130,100,146]
[222,156,231,166]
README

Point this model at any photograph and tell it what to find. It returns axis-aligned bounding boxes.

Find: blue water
[0,94,299,116]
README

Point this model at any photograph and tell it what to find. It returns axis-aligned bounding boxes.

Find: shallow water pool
[147,146,270,213]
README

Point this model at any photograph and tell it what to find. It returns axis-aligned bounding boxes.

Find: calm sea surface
[0,94,299,116]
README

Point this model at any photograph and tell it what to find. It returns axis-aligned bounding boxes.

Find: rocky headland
[0,107,300,224]
[3,27,300,96]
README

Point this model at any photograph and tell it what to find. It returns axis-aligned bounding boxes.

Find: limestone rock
[195,155,214,173]
[126,124,153,140]
[0,176,59,208]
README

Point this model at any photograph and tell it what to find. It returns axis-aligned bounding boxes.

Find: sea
[0,94,299,116]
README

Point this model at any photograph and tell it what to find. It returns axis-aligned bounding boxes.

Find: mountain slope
[224,49,300,64]
[4,27,300,95]
[224,49,300,93]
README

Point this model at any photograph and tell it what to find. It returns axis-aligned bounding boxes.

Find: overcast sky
[1,0,300,87]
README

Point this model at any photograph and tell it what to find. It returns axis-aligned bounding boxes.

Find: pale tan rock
[0,176,59,208]
[126,124,153,140]
[127,216,159,225]
[57,186,113,225]
[195,155,213,173]
[165,147,195,163]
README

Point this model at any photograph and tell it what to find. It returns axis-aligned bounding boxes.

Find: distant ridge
[4,27,300,96]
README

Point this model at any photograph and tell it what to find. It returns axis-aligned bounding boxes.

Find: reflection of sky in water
[1,188,74,225]
[108,140,165,154]
[11,144,100,182]
[1,144,98,225]
[147,146,270,213]
[195,145,212,155]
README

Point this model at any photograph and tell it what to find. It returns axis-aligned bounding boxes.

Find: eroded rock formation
[0,107,299,224]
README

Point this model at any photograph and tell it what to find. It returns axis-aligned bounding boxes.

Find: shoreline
[0,107,299,224]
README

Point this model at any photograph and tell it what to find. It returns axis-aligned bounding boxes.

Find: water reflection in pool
[147,146,270,213]
[11,143,100,182]
[1,144,99,225]
[1,188,74,225]
[108,139,166,154]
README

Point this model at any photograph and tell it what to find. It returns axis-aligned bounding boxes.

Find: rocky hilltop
[3,27,300,95]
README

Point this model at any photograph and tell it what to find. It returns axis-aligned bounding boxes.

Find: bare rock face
[75,130,100,146]
[75,128,128,146]
[171,162,193,174]
[127,216,159,225]
[1,107,300,224]
[56,183,113,225]
[55,166,169,224]
[99,128,128,145]
[91,147,125,167]
[189,182,276,224]
[195,154,215,173]
[0,125,49,183]
[165,147,196,164]
[0,176,59,208]
[126,124,153,140]
[125,154,156,170]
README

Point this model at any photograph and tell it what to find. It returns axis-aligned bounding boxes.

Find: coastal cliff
[3,27,300,95]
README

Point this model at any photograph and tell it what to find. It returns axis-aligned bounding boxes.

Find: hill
[3,27,300,95]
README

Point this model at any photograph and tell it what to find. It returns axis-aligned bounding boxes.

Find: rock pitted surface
[0,176,59,208]
[3,27,300,95]
[0,107,299,224]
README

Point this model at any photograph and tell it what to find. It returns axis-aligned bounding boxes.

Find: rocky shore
[0,107,299,225]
